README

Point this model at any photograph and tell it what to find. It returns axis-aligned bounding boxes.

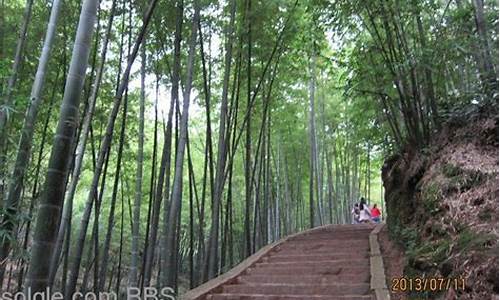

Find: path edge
[370,223,391,300]
[180,224,339,300]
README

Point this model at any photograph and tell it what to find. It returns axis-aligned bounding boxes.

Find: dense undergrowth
[382,111,499,299]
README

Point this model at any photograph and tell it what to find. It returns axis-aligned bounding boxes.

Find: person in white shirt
[351,203,360,224]
[358,198,372,223]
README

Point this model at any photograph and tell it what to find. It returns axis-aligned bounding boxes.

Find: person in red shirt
[371,204,381,223]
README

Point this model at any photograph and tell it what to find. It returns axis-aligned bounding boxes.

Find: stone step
[270,248,370,256]
[325,230,373,234]
[236,273,370,285]
[207,294,375,300]
[274,242,370,253]
[282,239,369,246]
[254,259,369,269]
[291,229,373,236]
[306,224,374,230]
[188,224,378,300]
[297,228,373,235]
[221,283,371,296]
[288,236,370,242]
[246,265,369,275]
[279,245,369,252]
[285,239,370,245]
[263,253,369,263]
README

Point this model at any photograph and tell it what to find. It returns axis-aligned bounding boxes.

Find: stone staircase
[183,224,379,300]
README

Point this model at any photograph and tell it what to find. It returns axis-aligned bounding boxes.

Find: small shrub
[421,183,441,214]
[390,223,419,250]
[455,229,496,253]
[442,163,462,178]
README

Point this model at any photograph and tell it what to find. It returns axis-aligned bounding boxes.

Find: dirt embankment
[382,115,498,299]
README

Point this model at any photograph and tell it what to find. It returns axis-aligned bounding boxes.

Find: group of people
[351,197,382,224]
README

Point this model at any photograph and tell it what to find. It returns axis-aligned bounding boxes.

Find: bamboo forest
[0,0,498,299]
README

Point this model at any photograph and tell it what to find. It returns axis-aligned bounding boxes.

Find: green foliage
[455,228,496,253]
[442,163,462,178]
[441,163,489,196]
[421,182,441,215]
[389,221,419,251]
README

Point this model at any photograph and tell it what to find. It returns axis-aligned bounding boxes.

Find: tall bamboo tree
[0,0,62,286]
[164,0,200,288]
[64,0,160,296]
[206,0,236,281]
[24,0,100,293]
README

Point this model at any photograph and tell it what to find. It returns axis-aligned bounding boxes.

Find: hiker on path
[351,203,360,224]
[371,204,381,223]
[358,198,372,223]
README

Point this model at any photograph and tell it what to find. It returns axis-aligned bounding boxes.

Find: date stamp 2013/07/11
[391,277,466,293]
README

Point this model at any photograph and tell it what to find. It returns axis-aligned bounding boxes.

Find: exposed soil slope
[382,114,498,299]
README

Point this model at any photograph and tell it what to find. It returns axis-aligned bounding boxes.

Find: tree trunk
[159,0,183,288]
[326,146,335,224]
[0,0,61,270]
[206,0,236,280]
[24,0,100,293]
[244,0,253,258]
[164,0,199,288]
[143,100,169,287]
[98,78,129,291]
[186,135,197,288]
[471,0,498,97]
[308,53,318,228]
[63,0,160,296]
[0,0,62,285]
[115,178,125,295]
[412,1,440,130]
[48,0,118,287]
[128,23,146,289]
[195,10,213,286]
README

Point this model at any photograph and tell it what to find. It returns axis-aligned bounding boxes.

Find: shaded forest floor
[382,112,498,299]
